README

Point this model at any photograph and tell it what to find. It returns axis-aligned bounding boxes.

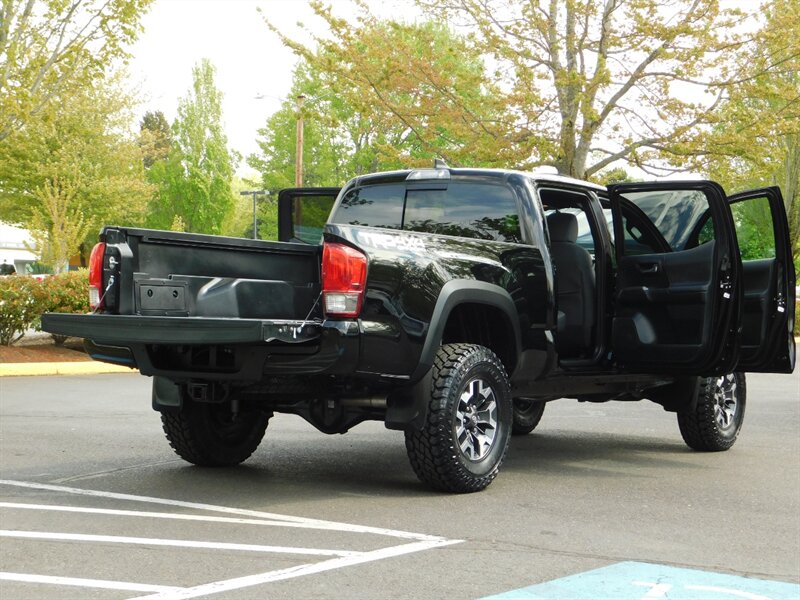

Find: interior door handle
[638,263,659,274]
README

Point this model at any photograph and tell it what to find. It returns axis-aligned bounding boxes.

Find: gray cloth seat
[547,212,595,357]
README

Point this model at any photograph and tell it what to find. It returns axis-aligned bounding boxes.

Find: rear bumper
[41,313,359,381]
[42,313,325,345]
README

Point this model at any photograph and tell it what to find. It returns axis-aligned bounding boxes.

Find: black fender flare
[410,279,523,382]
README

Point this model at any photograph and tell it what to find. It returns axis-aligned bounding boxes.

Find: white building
[0,222,38,274]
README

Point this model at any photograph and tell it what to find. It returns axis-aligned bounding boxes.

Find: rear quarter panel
[325,224,551,378]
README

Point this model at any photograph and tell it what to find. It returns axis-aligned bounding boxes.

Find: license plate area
[135,279,188,316]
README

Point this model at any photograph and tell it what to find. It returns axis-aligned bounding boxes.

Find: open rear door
[726,187,795,373]
[277,187,340,243]
[608,181,741,375]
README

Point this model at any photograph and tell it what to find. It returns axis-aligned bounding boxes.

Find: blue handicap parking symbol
[482,561,800,600]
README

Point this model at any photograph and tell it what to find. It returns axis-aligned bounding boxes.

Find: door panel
[608,182,741,375]
[728,187,795,373]
[614,242,716,363]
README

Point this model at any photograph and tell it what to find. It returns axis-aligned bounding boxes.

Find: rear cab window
[331,177,522,243]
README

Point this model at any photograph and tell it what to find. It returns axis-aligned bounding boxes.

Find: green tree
[249,63,357,194]
[26,175,92,273]
[139,110,171,169]
[146,59,238,235]
[416,0,761,178]
[220,176,266,240]
[699,0,800,259]
[0,0,154,142]
[595,167,638,186]
[267,10,512,169]
[0,76,151,270]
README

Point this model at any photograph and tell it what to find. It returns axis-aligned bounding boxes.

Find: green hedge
[0,270,89,345]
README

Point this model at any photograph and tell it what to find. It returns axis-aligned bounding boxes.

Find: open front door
[277,187,340,243]
[608,181,741,375]
[726,187,795,373]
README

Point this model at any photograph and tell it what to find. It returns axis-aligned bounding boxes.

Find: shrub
[0,276,47,345]
[44,270,90,314]
[42,270,90,345]
[0,270,89,346]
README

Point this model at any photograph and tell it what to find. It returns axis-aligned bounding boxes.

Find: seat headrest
[547,212,578,243]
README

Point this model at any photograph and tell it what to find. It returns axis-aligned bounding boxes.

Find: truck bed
[41,227,363,381]
[104,227,322,319]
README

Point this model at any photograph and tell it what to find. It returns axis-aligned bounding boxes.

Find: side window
[617,189,712,253]
[543,207,595,253]
[293,195,337,244]
[404,182,521,242]
[618,209,664,255]
[332,184,405,229]
[730,196,776,260]
[697,218,715,246]
[539,188,601,257]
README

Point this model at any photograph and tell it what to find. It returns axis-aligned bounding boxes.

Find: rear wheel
[678,372,746,451]
[160,396,271,466]
[512,398,545,435]
[404,343,512,493]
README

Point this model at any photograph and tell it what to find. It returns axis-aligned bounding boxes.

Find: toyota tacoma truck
[42,164,796,493]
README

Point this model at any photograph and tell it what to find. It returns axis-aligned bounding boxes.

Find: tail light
[89,242,106,310]
[322,242,367,318]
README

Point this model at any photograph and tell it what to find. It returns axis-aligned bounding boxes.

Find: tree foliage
[249,64,352,193]
[272,1,799,183]
[0,0,153,142]
[27,174,92,272]
[266,7,512,169]
[417,0,755,178]
[145,59,238,235]
[698,0,800,258]
[0,75,151,270]
[139,110,171,168]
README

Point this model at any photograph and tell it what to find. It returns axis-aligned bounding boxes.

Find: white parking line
[0,479,463,599]
[0,501,405,532]
[0,530,359,557]
[131,539,462,600]
[0,479,443,541]
[0,572,182,594]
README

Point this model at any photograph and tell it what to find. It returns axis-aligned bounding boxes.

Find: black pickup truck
[43,165,796,493]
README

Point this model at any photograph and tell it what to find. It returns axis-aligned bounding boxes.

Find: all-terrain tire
[404,343,512,493]
[678,372,746,452]
[160,398,271,466]
[512,399,546,435]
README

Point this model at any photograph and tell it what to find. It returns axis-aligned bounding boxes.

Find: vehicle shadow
[115,426,702,504]
[504,429,702,478]
[136,432,430,501]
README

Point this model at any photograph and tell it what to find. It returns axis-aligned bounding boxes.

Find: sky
[128,0,413,176]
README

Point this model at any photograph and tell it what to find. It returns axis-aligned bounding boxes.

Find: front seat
[547,212,595,357]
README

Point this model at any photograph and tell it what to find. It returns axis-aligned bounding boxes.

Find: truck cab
[282,171,795,380]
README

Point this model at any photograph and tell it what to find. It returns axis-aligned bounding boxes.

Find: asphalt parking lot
[1,370,798,599]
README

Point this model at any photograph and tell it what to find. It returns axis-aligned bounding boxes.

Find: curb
[0,362,138,377]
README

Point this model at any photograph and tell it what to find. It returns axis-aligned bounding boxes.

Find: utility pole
[295,94,305,187]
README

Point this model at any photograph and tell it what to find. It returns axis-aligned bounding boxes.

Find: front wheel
[160,396,271,466]
[404,343,512,493]
[678,372,746,451]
